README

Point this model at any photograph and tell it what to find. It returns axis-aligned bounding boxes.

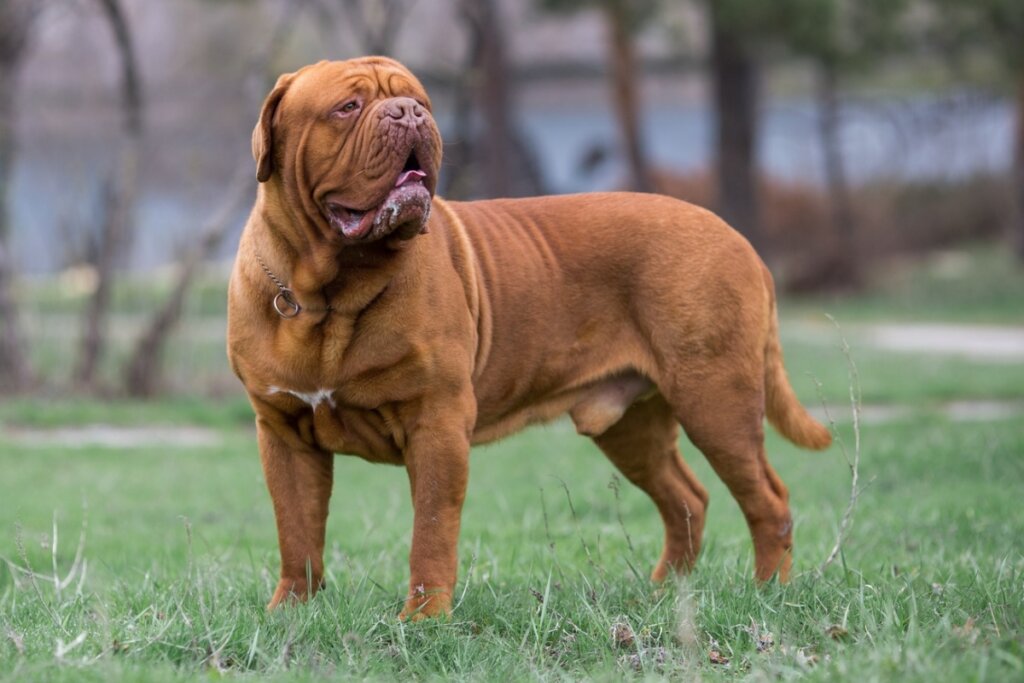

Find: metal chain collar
[254,253,333,319]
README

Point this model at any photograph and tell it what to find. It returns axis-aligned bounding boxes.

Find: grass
[1,402,1023,680]
[0,413,1022,680]
[1,244,1022,680]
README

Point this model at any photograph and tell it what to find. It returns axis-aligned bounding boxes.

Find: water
[521,93,1013,192]
[10,94,1013,274]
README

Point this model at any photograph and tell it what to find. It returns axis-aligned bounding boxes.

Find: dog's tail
[762,266,832,451]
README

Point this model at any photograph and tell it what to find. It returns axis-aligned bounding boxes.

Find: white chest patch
[268,386,336,409]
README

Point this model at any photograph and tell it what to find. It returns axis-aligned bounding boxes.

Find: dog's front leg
[399,419,471,621]
[256,416,334,609]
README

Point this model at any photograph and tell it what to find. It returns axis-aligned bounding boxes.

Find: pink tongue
[395,169,427,187]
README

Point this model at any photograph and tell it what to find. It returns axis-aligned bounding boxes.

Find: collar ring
[273,289,302,318]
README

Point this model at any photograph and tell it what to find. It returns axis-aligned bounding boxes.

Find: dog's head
[252,57,442,243]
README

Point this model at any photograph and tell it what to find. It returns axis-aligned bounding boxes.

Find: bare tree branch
[338,0,411,54]
[123,170,252,396]
[814,63,861,288]
[122,0,307,396]
[604,0,653,192]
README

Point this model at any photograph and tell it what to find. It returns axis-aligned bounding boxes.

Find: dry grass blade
[556,478,599,571]
[52,501,89,597]
[607,474,635,554]
[817,314,872,573]
[11,522,69,635]
[5,628,25,656]
[54,631,87,663]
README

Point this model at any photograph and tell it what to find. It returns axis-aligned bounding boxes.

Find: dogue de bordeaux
[226,56,831,620]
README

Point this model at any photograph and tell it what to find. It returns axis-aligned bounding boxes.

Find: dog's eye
[332,101,360,117]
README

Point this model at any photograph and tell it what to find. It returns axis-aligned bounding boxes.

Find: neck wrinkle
[247,182,403,328]
[254,181,342,303]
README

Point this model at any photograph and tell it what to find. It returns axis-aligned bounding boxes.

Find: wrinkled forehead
[285,59,431,112]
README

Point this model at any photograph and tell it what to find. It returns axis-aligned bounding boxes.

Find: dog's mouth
[323,152,432,242]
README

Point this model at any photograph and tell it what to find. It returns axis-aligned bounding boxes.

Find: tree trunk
[0,74,32,392]
[1014,73,1024,262]
[448,0,545,199]
[474,0,514,198]
[438,10,482,199]
[816,63,860,287]
[0,241,31,392]
[709,5,762,252]
[0,0,38,392]
[75,0,142,389]
[605,1,653,193]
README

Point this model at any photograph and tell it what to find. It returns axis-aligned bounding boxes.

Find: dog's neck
[246,183,406,324]
[253,183,340,289]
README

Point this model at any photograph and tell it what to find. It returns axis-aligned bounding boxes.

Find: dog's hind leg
[592,395,709,582]
[665,363,794,582]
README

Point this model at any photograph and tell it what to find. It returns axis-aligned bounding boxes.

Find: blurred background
[0,0,1021,398]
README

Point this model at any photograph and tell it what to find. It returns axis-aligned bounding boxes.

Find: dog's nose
[381,97,425,125]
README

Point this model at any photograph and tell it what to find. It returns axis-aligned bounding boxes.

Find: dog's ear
[252,72,294,183]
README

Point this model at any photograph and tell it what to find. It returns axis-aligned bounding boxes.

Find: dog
[226,56,831,620]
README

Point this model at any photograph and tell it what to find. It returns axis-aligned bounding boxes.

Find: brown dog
[226,57,831,620]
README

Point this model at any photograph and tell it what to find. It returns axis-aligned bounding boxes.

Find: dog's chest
[267,385,336,409]
[261,383,405,464]
[245,333,421,464]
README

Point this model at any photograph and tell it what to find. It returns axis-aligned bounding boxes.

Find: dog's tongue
[395,169,427,187]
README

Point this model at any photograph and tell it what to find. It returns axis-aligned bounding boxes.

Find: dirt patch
[809,400,1023,426]
[866,323,1024,360]
[1,425,222,449]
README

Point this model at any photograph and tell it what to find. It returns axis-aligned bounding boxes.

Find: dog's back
[439,192,770,434]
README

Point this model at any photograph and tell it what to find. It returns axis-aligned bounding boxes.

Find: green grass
[1,404,1022,681]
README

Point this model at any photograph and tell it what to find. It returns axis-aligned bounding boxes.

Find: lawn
[1,246,1022,681]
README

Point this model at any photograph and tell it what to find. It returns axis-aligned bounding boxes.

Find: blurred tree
[925,0,1024,262]
[703,0,823,254]
[309,0,412,56]
[444,0,545,198]
[340,0,408,55]
[538,0,658,192]
[703,0,911,266]
[706,0,763,250]
[0,0,40,392]
[75,0,143,389]
[779,0,910,289]
[465,0,515,197]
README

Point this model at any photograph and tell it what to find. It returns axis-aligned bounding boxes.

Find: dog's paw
[398,585,452,621]
[267,576,324,610]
